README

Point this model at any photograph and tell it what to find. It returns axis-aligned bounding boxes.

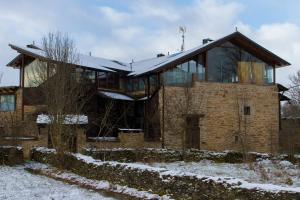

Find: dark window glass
[244,106,250,115]
[207,45,238,83]
[0,95,16,112]
[97,72,107,88]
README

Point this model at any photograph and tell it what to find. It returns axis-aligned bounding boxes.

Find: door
[185,114,200,149]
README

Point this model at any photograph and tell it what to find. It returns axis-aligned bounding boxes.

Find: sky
[0,0,299,86]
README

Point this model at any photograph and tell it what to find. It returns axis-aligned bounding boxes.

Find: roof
[7,32,290,77]
[277,84,289,92]
[36,114,88,125]
[8,44,118,72]
[98,90,135,101]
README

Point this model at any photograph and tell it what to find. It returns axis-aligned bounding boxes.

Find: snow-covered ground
[0,165,116,200]
[146,159,300,187]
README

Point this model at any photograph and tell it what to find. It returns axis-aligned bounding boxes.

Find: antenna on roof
[32,41,35,45]
[235,26,238,32]
[179,26,186,52]
[89,52,92,56]
[130,59,134,71]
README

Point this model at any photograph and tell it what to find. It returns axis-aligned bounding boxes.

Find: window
[0,95,16,112]
[264,65,274,84]
[244,106,250,115]
[235,135,239,143]
[207,44,238,83]
[24,59,47,87]
[162,55,205,86]
[207,42,274,85]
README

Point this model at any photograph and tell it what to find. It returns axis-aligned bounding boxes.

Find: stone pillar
[76,128,86,153]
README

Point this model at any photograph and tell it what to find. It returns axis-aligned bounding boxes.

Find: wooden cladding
[238,61,266,84]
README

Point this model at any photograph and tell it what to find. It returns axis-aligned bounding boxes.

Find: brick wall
[159,82,279,153]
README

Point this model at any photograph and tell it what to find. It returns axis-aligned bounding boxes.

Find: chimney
[89,52,92,56]
[202,38,213,45]
[26,41,41,50]
[157,53,165,57]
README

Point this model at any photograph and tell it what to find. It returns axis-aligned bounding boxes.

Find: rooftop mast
[179,26,186,52]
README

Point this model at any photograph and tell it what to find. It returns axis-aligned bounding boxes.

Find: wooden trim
[21,54,24,120]
[273,65,276,85]
[204,51,208,81]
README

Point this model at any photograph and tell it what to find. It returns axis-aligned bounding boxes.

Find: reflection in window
[0,95,15,112]
[83,69,96,83]
[208,42,274,85]
[24,59,47,87]
[162,55,205,86]
[127,78,145,91]
[207,45,238,83]
[264,65,274,84]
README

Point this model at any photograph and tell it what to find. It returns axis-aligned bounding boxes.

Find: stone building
[0,31,290,153]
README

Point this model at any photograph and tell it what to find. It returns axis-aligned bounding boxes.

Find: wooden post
[21,54,25,120]
[204,51,208,82]
[161,73,165,148]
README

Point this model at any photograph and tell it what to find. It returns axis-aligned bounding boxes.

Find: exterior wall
[0,128,48,159]
[159,82,279,153]
[0,89,22,134]
[279,118,300,153]
[0,88,44,137]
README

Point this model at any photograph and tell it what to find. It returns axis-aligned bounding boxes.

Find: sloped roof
[8,44,120,72]
[98,90,135,101]
[7,32,290,77]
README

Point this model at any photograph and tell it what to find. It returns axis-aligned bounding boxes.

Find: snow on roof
[36,114,88,125]
[8,35,215,76]
[10,32,290,77]
[99,91,134,101]
[9,44,118,72]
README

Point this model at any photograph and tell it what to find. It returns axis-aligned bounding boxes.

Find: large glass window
[162,55,205,86]
[0,95,16,112]
[24,59,47,87]
[207,42,274,84]
[207,44,238,83]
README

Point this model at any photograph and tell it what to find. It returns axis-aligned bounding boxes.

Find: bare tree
[234,86,251,161]
[29,32,93,166]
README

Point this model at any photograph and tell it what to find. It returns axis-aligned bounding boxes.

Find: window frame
[0,94,16,112]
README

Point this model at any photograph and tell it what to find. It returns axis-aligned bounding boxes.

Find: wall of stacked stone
[279,118,300,153]
[31,148,300,200]
[0,128,48,159]
[159,82,279,153]
[86,132,161,150]
[84,148,275,163]
[0,146,23,165]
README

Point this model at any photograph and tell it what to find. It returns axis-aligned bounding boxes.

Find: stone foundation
[0,146,23,165]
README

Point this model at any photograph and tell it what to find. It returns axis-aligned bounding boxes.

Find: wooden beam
[21,54,24,120]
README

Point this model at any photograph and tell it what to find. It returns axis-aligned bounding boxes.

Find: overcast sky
[0,0,299,86]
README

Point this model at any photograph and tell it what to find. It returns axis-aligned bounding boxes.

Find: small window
[0,95,16,112]
[244,106,250,115]
[235,135,239,143]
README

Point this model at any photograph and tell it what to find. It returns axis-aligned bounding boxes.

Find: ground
[0,165,116,200]
[146,158,300,188]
